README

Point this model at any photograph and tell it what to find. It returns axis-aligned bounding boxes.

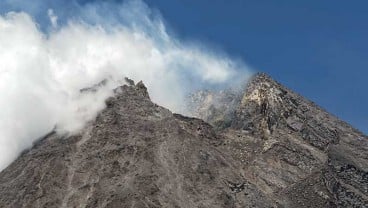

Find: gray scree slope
[0,73,367,208]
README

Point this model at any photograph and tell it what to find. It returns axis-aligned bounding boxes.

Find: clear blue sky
[143,0,368,134]
[2,0,367,134]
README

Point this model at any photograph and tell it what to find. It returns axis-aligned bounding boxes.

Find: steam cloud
[0,0,253,170]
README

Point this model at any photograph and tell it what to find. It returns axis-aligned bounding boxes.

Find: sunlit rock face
[0,74,367,208]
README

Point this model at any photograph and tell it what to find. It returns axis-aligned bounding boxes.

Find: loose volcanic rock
[0,74,367,208]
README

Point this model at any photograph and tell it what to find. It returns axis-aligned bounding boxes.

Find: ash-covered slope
[0,74,367,208]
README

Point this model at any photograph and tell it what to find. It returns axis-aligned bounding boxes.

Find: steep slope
[0,73,367,208]
[0,80,277,208]
[191,73,368,207]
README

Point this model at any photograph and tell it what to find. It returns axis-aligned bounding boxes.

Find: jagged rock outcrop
[0,73,367,208]
[191,73,368,207]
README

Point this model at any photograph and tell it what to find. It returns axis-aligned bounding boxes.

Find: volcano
[0,73,367,208]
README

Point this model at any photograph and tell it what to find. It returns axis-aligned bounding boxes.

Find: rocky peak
[109,79,150,103]
[240,72,284,107]
[190,72,349,148]
[188,73,291,136]
[0,74,367,208]
[232,73,288,136]
[187,73,368,207]
[234,73,346,149]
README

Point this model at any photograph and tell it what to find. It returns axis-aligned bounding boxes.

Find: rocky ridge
[0,73,367,208]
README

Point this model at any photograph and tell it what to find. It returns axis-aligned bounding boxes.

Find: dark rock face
[0,73,367,208]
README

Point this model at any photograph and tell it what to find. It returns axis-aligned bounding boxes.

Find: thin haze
[0,0,252,170]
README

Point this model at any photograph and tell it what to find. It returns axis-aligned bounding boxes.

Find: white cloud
[47,9,58,28]
[0,1,253,171]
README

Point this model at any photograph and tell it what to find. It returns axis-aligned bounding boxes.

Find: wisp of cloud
[0,0,253,170]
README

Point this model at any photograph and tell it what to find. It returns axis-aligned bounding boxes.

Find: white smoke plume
[0,0,253,170]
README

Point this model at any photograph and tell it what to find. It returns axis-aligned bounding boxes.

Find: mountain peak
[242,72,284,105]
[1,75,367,207]
[188,72,288,133]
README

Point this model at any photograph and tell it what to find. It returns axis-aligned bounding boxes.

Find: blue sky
[1,0,366,134]
[144,0,368,134]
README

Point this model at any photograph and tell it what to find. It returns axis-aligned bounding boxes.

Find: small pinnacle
[124,77,135,86]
